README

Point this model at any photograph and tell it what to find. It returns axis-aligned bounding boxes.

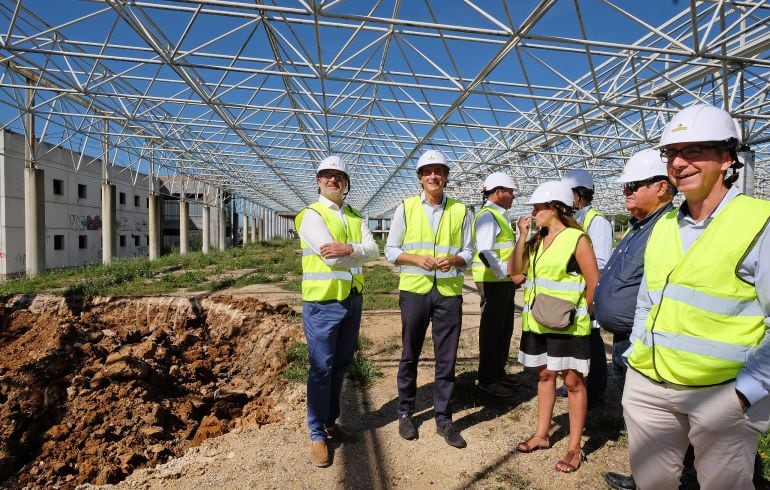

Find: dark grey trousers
[396,287,462,424]
[475,281,515,384]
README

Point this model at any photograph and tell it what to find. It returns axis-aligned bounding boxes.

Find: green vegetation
[0,240,301,298]
[281,341,310,383]
[759,432,770,480]
[347,354,383,385]
[362,264,400,310]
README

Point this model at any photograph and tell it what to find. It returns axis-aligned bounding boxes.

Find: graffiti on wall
[0,250,5,259]
[117,216,129,231]
[115,217,147,233]
[69,215,102,231]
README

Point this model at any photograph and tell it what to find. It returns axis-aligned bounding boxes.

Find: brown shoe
[325,424,358,442]
[309,440,330,467]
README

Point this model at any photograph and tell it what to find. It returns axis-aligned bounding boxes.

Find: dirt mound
[0,293,301,488]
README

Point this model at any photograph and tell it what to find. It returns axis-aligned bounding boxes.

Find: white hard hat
[657,104,740,148]
[526,181,574,207]
[482,172,516,193]
[617,148,668,183]
[317,155,349,177]
[562,168,594,190]
[417,150,449,171]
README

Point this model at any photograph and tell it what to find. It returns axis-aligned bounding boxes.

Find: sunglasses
[659,143,725,163]
[622,177,663,193]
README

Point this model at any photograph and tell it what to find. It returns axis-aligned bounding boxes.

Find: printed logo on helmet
[671,123,688,133]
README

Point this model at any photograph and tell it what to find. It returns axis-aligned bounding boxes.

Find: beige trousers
[622,368,770,490]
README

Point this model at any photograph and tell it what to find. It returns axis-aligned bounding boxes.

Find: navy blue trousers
[396,287,462,424]
[303,292,362,440]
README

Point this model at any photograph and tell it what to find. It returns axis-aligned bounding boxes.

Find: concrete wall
[0,131,149,277]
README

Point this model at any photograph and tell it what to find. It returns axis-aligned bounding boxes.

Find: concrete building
[0,131,228,278]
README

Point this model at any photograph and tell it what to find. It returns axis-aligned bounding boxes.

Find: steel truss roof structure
[0,0,769,219]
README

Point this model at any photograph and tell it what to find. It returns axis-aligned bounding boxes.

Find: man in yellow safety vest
[295,155,379,467]
[472,172,522,397]
[623,104,770,489]
[385,149,474,449]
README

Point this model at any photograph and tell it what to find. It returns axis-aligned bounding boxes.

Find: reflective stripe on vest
[628,195,770,386]
[521,227,591,336]
[472,206,515,282]
[295,202,364,302]
[398,195,467,296]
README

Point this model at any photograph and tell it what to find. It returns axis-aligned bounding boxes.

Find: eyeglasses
[622,178,663,193]
[659,144,724,163]
[318,171,346,181]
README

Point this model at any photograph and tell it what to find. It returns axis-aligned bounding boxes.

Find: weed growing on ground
[282,341,310,382]
[347,354,383,385]
[759,432,770,480]
[357,335,373,351]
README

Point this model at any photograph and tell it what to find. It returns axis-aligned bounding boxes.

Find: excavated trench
[0,293,301,488]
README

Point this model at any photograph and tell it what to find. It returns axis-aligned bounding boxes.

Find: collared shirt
[594,203,673,335]
[384,192,474,267]
[574,205,613,270]
[298,195,379,268]
[628,186,770,405]
[474,200,510,280]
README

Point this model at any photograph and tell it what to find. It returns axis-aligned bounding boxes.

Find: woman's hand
[516,215,532,236]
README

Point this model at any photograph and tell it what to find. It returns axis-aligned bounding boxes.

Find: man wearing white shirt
[295,155,379,467]
[472,172,522,397]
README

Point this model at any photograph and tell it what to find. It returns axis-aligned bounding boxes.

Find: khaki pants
[622,368,770,490]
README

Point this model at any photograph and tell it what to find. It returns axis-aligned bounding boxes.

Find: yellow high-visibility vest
[472,206,514,282]
[398,195,467,296]
[522,227,591,336]
[628,195,770,386]
[581,207,606,232]
[295,202,364,302]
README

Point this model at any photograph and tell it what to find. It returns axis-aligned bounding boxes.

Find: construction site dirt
[0,293,300,488]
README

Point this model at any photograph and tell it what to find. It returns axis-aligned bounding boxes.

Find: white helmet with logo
[562,168,594,190]
[317,155,349,177]
[656,104,740,148]
[526,181,574,207]
[617,148,668,183]
[417,149,449,172]
[482,172,516,193]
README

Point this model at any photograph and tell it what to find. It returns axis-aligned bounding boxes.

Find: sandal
[555,449,586,473]
[516,434,550,453]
